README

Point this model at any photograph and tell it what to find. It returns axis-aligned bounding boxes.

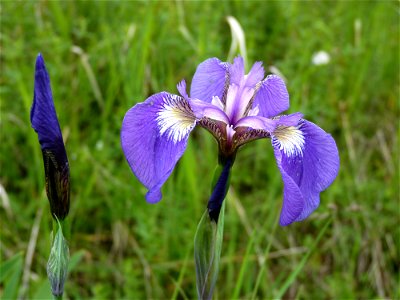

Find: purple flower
[31,54,70,220]
[121,56,339,225]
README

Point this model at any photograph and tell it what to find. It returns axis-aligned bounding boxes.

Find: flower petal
[31,53,64,151]
[190,58,228,103]
[121,92,196,203]
[234,116,276,132]
[229,56,245,85]
[245,61,264,87]
[253,75,289,118]
[272,119,339,225]
[190,99,230,124]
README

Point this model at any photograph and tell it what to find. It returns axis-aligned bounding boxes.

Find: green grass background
[1,1,399,299]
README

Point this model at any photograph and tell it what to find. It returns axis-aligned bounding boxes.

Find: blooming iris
[121,56,339,225]
[31,53,70,220]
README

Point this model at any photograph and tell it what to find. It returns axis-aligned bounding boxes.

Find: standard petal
[229,56,245,85]
[245,61,264,87]
[272,120,339,225]
[31,53,64,151]
[253,75,289,118]
[121,92,196,203]
[190,58,228,103]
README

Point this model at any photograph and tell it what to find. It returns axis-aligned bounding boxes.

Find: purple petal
[253,75,289,118]
[275,162,305,226]
[177,80,189,100]
[273,120,339,225]
[245,61,264,87]
[31,53,64,151]
[31,54,70,220]
[121,92,196,203]
[234,115,276,132]
[190,99,230,124]
[229,56,245,85]
[276,112,303,127]
[190,58,228,103]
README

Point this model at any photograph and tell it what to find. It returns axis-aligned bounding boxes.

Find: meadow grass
[1,1,399,299]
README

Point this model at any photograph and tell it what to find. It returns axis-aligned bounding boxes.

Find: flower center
[224,83,255,125]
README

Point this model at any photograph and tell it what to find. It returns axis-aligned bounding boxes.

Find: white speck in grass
[95,140,104,151]
[312,51,331,66]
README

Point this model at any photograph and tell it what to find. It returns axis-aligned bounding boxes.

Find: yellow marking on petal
[272,124,305,157]
[156,95,196,143]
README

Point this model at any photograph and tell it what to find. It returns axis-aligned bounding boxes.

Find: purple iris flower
[31,54,70,220]
[121,56,339,225]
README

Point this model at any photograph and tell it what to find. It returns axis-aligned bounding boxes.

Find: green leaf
[275,219,332,299]
[32,278,52,300]
[0,252,23,283]
[1,252,23,299]
[68,250,85,272]
[194,201,225,300]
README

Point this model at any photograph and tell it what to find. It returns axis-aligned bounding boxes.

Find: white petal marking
[272,123,305,157]
[211,96,225,110]
[248,104,259,116]
[156,95,196,143]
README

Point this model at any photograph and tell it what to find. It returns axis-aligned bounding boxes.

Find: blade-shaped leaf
[194,201,225,300]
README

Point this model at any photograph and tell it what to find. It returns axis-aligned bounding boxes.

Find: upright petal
[121,92,197,203]
[253,75,289,118]
[31,53,64,151]
[272,119,339,225]
[229,56,245,85]
[245,61,264,87]
[190,58,228,103]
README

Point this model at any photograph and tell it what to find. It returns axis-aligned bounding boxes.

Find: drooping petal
[121,92,197,203]
[274,157,305,226]
[190,58,228,103]
[31,53,64,151]
[272,119,339,225]
[253,75,289,118]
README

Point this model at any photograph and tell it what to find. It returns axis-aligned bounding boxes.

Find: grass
[1,1,399,299]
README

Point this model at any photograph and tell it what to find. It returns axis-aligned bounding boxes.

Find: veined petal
[190,99,230,124]
[229,56,245,85]
[190,58,228,103]
[245,61,264,87]
[177,80,189,100]
[31,53,64,151]
[121,92,196,203]
[272,119,339,225]
[253,75,289,118]
[234,116,276,132]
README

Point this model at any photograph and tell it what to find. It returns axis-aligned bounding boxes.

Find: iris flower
[31,53,70,220]
[121,56,339,225]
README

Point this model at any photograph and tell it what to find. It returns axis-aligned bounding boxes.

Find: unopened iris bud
[207,156,233,223]
[31,54,70,220]
[47,220,69,297]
